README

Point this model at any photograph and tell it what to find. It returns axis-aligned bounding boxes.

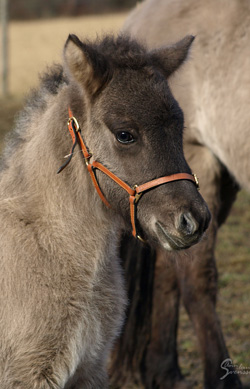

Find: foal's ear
[150,35,195,78]
[64,34,111,96]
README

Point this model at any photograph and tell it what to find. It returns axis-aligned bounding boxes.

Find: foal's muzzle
[154,204,211,250]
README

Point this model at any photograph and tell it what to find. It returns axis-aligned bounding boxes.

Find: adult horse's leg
[177,143,241,389]
[147,143,241,389]
[144,250,191,389]
[143,145,225,389]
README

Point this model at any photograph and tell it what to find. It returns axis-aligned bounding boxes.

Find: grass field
[1,13,250,389]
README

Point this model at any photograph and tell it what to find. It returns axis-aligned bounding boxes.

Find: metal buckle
[192,173,200,190]
[135,193,142,203]
[137,235,147,244]
[68,116,80,132]
[133,185,143,203]
[84,154,92,166]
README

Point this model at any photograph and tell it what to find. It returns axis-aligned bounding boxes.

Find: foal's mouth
[155,221,200,251]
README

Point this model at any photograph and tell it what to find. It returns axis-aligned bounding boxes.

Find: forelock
[89,34,149,70]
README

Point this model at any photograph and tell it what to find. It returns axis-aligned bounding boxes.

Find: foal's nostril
[177,212,198,236]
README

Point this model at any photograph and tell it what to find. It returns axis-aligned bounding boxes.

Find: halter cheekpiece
[57,108,200,242]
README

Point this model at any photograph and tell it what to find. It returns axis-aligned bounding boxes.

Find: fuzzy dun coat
[0,34,209,388]
[109,1,250,388]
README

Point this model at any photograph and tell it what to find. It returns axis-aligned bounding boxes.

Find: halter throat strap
[57,108,199,241]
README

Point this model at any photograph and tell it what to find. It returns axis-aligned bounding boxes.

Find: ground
[0,12,250,389]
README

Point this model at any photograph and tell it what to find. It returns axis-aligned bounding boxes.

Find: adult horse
[0,33,210,388]
[110,0,249,388]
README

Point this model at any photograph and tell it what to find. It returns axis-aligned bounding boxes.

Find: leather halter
[57,108,199,242]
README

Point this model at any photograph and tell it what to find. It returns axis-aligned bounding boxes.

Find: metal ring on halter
[67,116,80,132]
[192,173,200,190]
[133,185,143,203]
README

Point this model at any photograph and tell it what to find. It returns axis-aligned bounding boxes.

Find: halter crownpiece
[57,108,199,242]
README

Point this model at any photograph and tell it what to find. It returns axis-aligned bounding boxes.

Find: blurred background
[0,1,250,388]
[1,0,137,96]
[9,0,137,19]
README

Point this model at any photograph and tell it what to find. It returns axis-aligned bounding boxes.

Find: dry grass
[7,13,127,96]
[1,12,250,389]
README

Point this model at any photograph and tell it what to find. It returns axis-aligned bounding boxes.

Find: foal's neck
[55,91,123,263]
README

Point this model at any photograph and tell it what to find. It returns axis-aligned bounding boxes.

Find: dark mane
[26,64,68,112]
[85,34,149,70]
[0,65,68,173]
[40,64,68,95]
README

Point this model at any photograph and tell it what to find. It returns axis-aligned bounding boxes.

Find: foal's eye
[116,131,135,144]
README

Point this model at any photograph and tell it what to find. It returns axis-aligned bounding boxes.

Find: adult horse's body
[110,1,250,388]
[0,34,209,388]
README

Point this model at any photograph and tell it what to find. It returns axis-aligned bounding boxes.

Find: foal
[0,34,209,388]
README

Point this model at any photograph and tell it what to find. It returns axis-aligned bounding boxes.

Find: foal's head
[63,34,210,250]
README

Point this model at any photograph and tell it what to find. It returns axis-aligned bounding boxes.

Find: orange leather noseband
[57,109,199,241]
